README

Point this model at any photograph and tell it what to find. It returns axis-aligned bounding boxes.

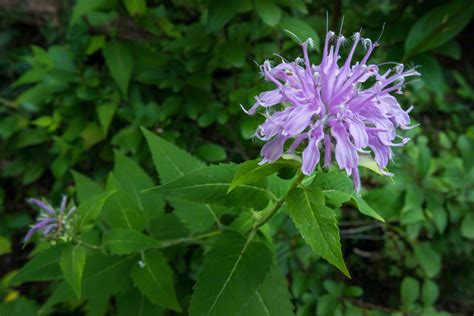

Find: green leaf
[221,40,246,68]
[141,127,204,183]
[229,159,299,192]
[287,187,349,277]
[415,54,446,94]
[114,151,165,221]
[102,229,160,255]
[96,101,118,135]
[123,0,147,16]
[117,288,163,316]
[145,163,270,210]
[421,280,439,306]
[103,41,133,97]
[189,230,273,316]
[10,244,65,285]
[279,15,319,47]
[171,199,224,233]
[414,243,441,278]
[404,0,474,58]
[72,171,103,203]
[101,175,146,230]
[60,245,86,299]
[351,195,385,222]
[130,250,181,311]
[401,277,420,307]
[461,213,474,239]
[196,143,228,163]
[239,267,294,316]
[42,253,135,313]
[255,0,282,27]
[0,236,11,255]
[80,122,105,149]
[71,0,113,24]
[358,154,388,176]
[206,0,252,32]
[76,190,116,229]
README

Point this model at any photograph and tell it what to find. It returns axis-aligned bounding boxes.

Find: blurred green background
[0,0,473,315]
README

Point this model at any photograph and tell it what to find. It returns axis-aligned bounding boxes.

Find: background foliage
[0,0,473,315]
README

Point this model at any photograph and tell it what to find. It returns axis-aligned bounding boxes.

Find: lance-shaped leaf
[103,41,133,97]
[189,230,273,316]
[72,171,103,203]
[11,244,65,285]
[142,127,204,183]
[170,199,225,233]
[60,245,86,298]
[228,159,299,192]
[239,267,294,316]
[102,229,161,255]
[42,253,136,313]
[287,187,350,277]
[143,163,270,210]
[76,190,116,229]
[130,250,181,312]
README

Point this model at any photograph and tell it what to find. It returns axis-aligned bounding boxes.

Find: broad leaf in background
[255,0,282,27]
[279,15,319,48]
[206,0,252,32]
[103,42,133,97]
[400,277,420,308]
[404,0,474,58]
[142,127,204,183]
[228,159,299,192]
[189,230,273,316]
[145,163,270,210]
[130,250,181,312]
[72,171,103,203]
[461,213,474,239]
[102,229,160,255]
[10,244,65,285]
[60,245,86,298]
[414,243,441,278]
[239,267,294,316]
[195,143,228,163]
[287,187,349,277]
[122,0,147,16]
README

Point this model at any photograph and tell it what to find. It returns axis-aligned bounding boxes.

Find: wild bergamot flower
[242,30,419,191]
[23,196,76,243]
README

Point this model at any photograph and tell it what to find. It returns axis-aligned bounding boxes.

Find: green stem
[249,171,305,233]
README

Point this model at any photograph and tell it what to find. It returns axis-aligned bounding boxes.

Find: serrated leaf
[72,171,103,203]
[239,267,294,316]
[10,244,65,285]
[96,101,118,135]
[76,190,116,229]
[404,0,474,58]
[60,245,86,299]
[102,229,160,255]
[287,187,349,277]
[189,230,273,316]
[42,253,135,313]
[103,41,133,97]
[114,152,165,221]
[171,199,223,233]
[351,195,385,222]
[141,127,204,183]
[130,250,181,312]
[144,163,270,210]
[117,288,164,316]
[255,0,282,27]
[229,159,299,192]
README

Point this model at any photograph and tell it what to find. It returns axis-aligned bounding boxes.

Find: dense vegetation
[0,0,473,315]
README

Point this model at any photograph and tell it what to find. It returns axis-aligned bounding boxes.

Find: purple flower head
[243,30,419,191]
[24,196,76,244]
